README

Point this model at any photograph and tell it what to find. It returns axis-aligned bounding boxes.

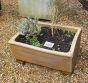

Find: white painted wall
[18,0,53,20]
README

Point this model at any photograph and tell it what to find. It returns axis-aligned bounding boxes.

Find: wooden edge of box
[38,21,82,32]
[9,42,73,72]
[8,23,82,72]
[8,23,82,58]
[8,32,70,57]
[70,28,82,56]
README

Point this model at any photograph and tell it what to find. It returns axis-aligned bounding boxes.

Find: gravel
[0,0,88,83]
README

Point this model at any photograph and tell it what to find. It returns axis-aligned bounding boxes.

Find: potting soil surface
[15,27,75,52]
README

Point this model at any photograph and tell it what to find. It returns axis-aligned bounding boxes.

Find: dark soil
[15,27,75,52]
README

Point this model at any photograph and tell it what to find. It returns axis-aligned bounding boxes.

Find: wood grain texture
[9,22,82,72]
[10,44,72,72]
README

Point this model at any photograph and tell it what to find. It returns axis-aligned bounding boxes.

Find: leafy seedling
[30,35,41,47]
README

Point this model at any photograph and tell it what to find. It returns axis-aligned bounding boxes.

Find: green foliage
[28,18,41,35]
[65,31,75,38]
[49,0,80,36]
[18,18,29,35]
[26,34,42,47]
[26,34,30,43]
[18,18,41,36]
[18,17,42,47]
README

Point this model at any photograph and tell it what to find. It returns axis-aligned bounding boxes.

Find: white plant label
[44,41,54,48]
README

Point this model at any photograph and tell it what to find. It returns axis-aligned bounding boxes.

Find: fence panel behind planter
[18,0,54,20]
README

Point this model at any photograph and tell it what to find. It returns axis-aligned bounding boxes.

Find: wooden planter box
[9,22,81,72]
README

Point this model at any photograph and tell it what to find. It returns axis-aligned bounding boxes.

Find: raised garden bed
[9,22,81,72]
[15,26,75,52]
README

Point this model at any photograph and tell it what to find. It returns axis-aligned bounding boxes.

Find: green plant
[49,0,71,37]
[26,34,41,47]
[28,18,41,35]
[18,17,43,47]
[18,18,29,35]
[30,35,39,46]
[65,31,75,38]
[18,17,41,36]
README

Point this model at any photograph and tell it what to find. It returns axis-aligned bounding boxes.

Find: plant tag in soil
[44,41,54,48]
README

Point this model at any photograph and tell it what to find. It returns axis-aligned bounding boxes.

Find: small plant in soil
[16,18,75,52]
